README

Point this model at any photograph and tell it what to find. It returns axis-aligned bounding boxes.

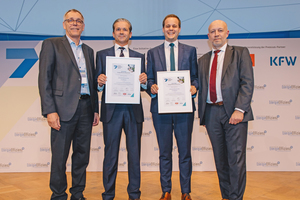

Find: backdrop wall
[0,37,299,172]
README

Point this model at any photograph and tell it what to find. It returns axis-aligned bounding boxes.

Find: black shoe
[70,196,86,200]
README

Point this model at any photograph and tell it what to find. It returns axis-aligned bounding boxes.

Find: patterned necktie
[119,47,125,57]
[209,50,221,103]
[170,43,175,71]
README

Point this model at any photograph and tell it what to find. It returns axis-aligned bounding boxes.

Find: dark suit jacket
[95,46,145,123]
[38,35,99,121]
[198,45,254,125]
[147,42,198,113]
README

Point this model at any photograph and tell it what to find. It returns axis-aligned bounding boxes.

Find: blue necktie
[170,43,175,71]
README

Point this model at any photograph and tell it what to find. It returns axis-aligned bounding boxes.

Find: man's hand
[151,84,159,94]
[93,113,99,126]
[190,85,197,95]
[139,73,147,84]
[229,110,244,125]
[47,112,61,131]
[97,74,107,87]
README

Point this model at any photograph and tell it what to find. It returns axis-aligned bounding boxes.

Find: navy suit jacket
[96,46,145,123]
[147,42,198,113]
[38,35,99,121]
[197,45,254,125]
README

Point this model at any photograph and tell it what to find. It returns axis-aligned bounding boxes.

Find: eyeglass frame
[64,18,84,25]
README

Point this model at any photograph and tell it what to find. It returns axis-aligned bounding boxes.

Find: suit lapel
[108,46,115,56]
[61,36,79,73]
[178,42,184,70]
[222,45,233,79]
[158,44,166,71]
[205,52,212,85]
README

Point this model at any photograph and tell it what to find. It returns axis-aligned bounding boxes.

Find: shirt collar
[164,40,178,48]
[66,35,82,47]
[115,44,129,51]
[212,43,227,53]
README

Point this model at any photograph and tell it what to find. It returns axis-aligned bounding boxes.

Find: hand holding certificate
[105,56,141,104]
[157,70,193,113]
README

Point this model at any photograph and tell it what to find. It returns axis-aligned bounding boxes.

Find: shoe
[159,192,171,200]
[181,193,192,200]
[70,196,86,200]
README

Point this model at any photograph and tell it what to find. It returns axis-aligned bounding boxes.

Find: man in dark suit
[198,20,254,200]
[147,14,198,200]
[96,18,147,200]
[38,9,99,200]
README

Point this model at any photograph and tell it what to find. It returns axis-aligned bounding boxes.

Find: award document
[157,70,193,113]
[105,56,141,104]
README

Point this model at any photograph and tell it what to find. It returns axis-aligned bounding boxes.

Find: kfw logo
[270,56,297,66]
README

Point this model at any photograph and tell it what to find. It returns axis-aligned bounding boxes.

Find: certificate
[157,70,193,113]
[105,56,141,104]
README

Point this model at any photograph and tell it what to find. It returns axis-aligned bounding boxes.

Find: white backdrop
[0,38,299,172]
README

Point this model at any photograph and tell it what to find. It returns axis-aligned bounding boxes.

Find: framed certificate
[157,70,193,113]
[105,56,141,104]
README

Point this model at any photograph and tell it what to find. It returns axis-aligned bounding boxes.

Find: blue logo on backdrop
[282,131,300,136]
[270,56,297,66]
[192,161,203,167]
[269,99,292,105]
[248,130,267,136]
[91,146,101,152]
[282,85,300,90]
[1,147,25,153]
[142,131,152,137]
[269,146,293,152]
[257,161,280,167]
[0,162,11,168]
[256,115,279,121]
[254,84,267,90]
[14,131,37,137]
[141,162,159,167]
[27,162,50,168]
[247,146,255,151]
[6,48,38,78]
[118,161,127,167]
[40,147,50,153]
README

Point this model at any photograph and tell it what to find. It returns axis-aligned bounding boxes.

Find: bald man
[197,20,254,200]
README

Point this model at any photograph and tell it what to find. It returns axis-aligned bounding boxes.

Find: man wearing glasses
[38,9,99,200]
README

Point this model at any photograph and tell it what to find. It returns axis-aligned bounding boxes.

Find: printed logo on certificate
[105,56,141,104]
[157,70,193,113]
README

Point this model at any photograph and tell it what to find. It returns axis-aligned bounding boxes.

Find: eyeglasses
[64,18,84,25]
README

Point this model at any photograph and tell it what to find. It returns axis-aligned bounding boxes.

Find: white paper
[157,70,193,113]
[105,56,141,104]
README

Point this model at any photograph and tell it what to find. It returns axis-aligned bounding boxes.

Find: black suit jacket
[95,46,145,123]
[38,35,99,121]
[198,45,254,125]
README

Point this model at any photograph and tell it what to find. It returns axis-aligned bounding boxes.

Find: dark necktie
[170,43,175,71]
[209,50,221,103]
[119,47,125,57]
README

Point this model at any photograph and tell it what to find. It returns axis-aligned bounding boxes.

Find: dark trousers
[102,105,142,200]
[205,104,248,200]
[152,112,194,194]
[50,98,93,200]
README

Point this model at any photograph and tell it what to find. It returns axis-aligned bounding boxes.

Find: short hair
[162,14,181,28]
[64,9,84,21]
[112,18,132,33]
